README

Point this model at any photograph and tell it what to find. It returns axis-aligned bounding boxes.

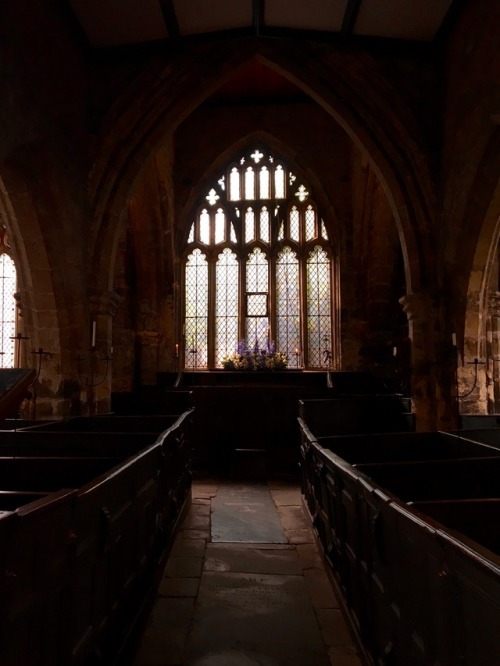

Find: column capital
[488,291,500,315]
[399,292,434,321]
[89,289,122,317]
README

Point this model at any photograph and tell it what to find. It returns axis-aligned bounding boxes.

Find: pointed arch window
[0,251,18,368]
[183,147,335,369]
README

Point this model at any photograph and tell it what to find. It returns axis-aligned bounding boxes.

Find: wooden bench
[0,430,163,458]
[409,498,500,554]
[354,456,500,502]
[299,425,500,666]
[111,389,194,415]
[299,396,414,437]
[20,413,182,433]
[0,409,193,666]
[315,430,500,464]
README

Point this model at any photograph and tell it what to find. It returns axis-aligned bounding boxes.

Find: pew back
[0,409,193,666]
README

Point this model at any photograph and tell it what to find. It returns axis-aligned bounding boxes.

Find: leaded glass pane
[275,165,285,198]
[230,222,237,243]
[306,246,332,368]
[260,207,270,243]
[321,220,329,240]
[199,209,210,244]
[278,221,284,240]
[185,147,334,370]
[289,206,300,242]
[245,167,255,200]
[246,248,269,348]
[245,208,255,243]
[259,167,270,199]
[206,188,219,206]
[184,249,208,368]
[0,255,16,368]
[247,293,267,316]
[215,208,225,244]
[229,167,240,201]
[305,205,315,241]
[276,247,300,368]
[215,249,239,367]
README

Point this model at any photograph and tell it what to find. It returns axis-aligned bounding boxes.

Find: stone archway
[461,128,500,414]
[0,161,88,417]
[88,39,440,427]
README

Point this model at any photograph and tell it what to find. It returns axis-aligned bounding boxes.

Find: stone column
[136,329,164,386]
[88,289,122,414]
[399,292,456,431]
[487,292,500,412]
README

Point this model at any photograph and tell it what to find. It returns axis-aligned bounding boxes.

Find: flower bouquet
[221,340,288,371]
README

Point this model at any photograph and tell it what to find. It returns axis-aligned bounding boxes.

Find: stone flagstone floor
[130,477,363,666]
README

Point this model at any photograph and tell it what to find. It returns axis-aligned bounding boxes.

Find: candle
[110,346,113,355]
[91,321,96,348]
[393,346,397,357]
[175,343,179,358]
[452,332,457,347]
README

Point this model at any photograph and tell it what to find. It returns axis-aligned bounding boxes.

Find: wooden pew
[20,413,182,433]
[0,409,193,666]
[111,389,194,415]
[0,430,161,458]
[299,396,414,438]
[298,422,500,666]
[315,430,500,464]
[410,498,500,555]
[353,456,500,502]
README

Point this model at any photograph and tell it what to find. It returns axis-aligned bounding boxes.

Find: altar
[154,370,384,475]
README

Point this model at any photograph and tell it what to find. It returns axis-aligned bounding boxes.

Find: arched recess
[88,38,436,299]
[178,130,340,250]
[0,161,88,417]
[461,127,500,413]
[88,38,440,426]
[178,134,342,369]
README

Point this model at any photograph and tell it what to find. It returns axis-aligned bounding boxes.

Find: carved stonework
[488,291,500,316]
[399,292,432,322]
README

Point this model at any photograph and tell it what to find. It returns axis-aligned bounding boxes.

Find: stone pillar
[487,292,500,412]
[399,292,456,431]
[136,330,164,386]
[88,289,122,414]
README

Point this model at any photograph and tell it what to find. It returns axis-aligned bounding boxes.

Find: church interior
[0,1,499,665]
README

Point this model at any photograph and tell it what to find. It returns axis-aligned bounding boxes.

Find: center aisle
[131,478,362,666]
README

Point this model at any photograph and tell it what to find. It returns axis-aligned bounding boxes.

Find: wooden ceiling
[69,0,460,50]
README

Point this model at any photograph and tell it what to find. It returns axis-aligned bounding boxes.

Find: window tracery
[183,147,334,369]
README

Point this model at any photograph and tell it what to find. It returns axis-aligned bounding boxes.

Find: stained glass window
[184,249,208,368]
[183,147,334,369]
[306,246,332,367]
[215,249,239,367]
[0,254,17,368]
[276,247,301,367]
